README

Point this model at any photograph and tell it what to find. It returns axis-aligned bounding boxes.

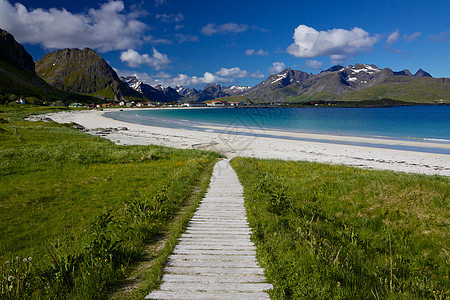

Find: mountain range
[243,64,448,103]
[120,75,252,103]
[0,28,449,104]
[122,64,448,104]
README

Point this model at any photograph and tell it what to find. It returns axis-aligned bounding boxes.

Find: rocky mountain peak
[0,28,35,73]
[394,69,413,76]
[414,68,432,77]
[321,65,344,73]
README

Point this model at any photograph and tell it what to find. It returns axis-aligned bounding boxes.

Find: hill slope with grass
[36,48,145,101]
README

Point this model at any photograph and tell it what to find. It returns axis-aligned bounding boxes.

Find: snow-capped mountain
[175,85,199,98]
[121,75,181,102]
[224,85,252,94]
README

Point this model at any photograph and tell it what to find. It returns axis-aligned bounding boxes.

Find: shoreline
[104,109,450,155]
[40,108,450,177]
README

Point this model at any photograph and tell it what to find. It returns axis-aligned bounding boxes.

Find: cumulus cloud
[0,0,148,52]
[305,60,323,70]
[120,48,171,70]
[269,62,286,74]
[287,25,379,64]
[245,49,269,56]
[429,30,450,42]
[118,69,234,87]
[215,67,265,78]
[169,72,232,86]
[156,13,184,23]
[175,33,199,43]
[201,23,249,36]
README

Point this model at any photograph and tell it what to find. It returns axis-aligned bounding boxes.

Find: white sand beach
[40,109,450,176]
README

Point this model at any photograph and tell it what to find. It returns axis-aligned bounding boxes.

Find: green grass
[230,157,449,299]
[0,105,221,298]
[340,76,450,103]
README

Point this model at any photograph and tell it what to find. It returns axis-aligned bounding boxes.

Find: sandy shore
[39,108,450,176]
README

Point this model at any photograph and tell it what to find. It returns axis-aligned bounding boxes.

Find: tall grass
[231,157,449,299]
[0,105,221,298]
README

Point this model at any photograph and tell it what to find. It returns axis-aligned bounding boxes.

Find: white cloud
[119,70,232,88]
[386,30,400,45]
[305,60,323,70]
[386,30,421,45]
[0,0,148,52]
[175,33,198,43]
[287,25,379,64]
[385,30,421,54]
[117,66,265,88]
[403,32,421,42]
[216,67,248,78]
[245,48,269,56]
[215,67,264,79]
[120,48,171,70]
[201,23,249,36]
[156,13,184,23]
[269,62,286,74]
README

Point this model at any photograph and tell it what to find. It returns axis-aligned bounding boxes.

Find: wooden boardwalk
[145,159,272,299]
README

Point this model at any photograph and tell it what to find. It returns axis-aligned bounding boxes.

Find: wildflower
[15,256,19,261]
[5,261,10,265]
[28,257,32,262]
[8,276,14,282]
[23,257,28,263]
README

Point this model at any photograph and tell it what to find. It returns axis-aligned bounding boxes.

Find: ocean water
[105,105,450,142]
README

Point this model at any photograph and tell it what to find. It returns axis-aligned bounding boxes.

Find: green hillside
[339,76,450,103]
[36,48,145,101]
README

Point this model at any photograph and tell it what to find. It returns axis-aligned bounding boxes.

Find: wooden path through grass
[146,159,272,299]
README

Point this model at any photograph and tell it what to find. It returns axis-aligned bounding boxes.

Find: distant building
[182,102,207,107]
[230,101,245,107]
[208,101,227,107]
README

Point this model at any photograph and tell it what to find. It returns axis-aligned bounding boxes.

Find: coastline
[41,108,450,176]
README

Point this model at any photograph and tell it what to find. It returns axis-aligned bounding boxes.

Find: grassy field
[231,157,449,299]
[0,105,221,298]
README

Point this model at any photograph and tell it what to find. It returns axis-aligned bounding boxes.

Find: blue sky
[0,0,449,88]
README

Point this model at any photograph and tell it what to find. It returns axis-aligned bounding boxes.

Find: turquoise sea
[104,105,450,154]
